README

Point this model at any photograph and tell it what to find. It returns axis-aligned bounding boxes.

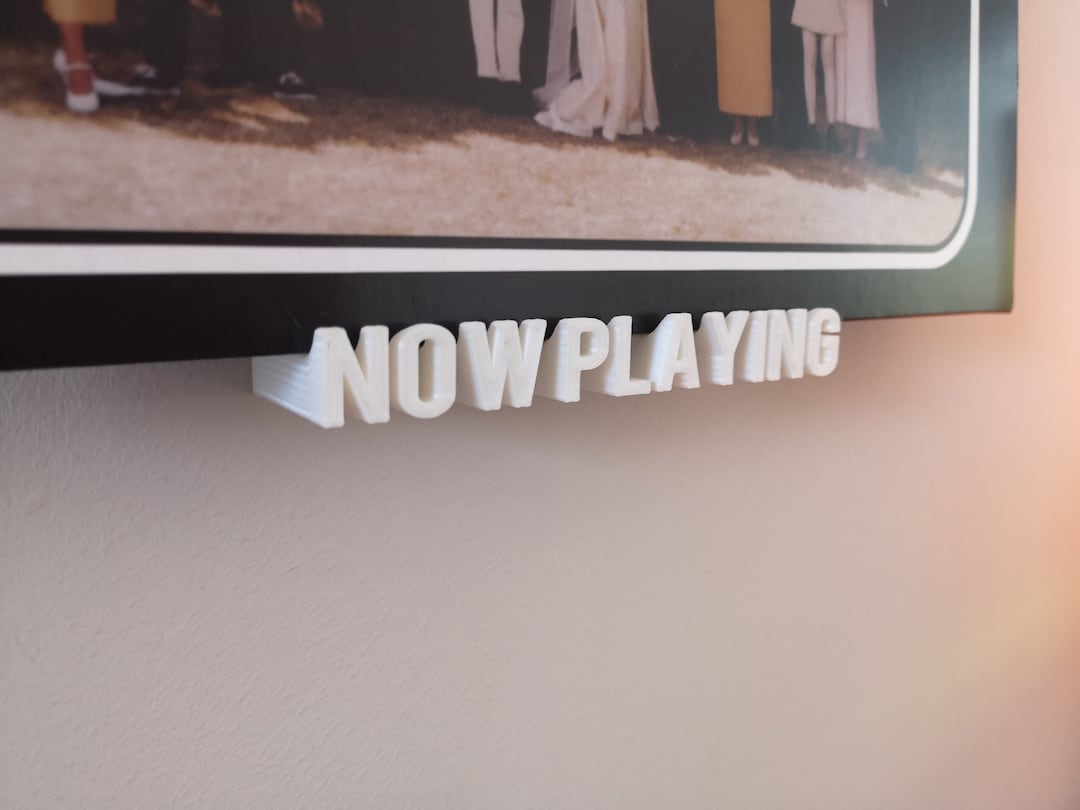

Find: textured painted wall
[2,4,1079,809]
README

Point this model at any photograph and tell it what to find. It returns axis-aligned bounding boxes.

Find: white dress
[791,0,844,35]
[835,0,880,130]
[534,0,660,141]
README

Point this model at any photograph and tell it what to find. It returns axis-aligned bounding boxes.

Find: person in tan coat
[714,0,773,146]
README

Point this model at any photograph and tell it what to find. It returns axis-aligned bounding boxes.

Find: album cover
[0,0,1016,369]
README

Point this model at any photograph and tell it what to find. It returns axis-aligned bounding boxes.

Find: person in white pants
[469,0,526,82]
[792,0,844,131]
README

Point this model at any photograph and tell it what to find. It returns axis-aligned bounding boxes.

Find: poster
[0,0,1016,370]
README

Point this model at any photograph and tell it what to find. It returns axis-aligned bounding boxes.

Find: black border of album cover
[0,0,1016,371]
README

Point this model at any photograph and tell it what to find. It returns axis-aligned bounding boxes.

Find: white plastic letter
[737,310,769,383]
[766,309,808,381]
[252,326,390,428]
[805,308,842,377]
[633,313,700,392]
[457,319,547,411]
[695,311,750,386]
[390,324,457,419]
[535,318,610,403]
[583,316,651,397]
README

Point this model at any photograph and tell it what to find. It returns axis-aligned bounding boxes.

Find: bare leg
[58,23,93,95]
[730,115,745,145]
[821,33,837,124]
[747,116,760,147]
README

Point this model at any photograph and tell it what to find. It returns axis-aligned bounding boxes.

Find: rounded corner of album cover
[916,179,979,273]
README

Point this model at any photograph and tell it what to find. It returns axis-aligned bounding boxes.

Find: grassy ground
[0,40,964,246]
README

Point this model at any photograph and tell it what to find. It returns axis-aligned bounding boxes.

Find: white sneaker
[93,76,142,98]
[53,51,99,113]
[53,49,140,100]
[66,85,99,113]
[125,63,181,97]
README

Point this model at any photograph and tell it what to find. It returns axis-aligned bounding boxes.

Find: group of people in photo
[37,0,960,171]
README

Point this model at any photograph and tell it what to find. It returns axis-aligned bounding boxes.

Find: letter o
[390,324,457,419]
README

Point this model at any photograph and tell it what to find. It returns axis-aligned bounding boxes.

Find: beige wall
[2,3,1079,808]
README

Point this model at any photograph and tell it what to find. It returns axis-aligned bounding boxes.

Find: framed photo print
[0,0,1017,370]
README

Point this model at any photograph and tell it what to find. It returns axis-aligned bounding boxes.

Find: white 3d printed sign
[252,309,841,427]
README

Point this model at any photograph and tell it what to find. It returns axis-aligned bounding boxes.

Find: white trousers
[469,0,525,82]
[801,30,837,125]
